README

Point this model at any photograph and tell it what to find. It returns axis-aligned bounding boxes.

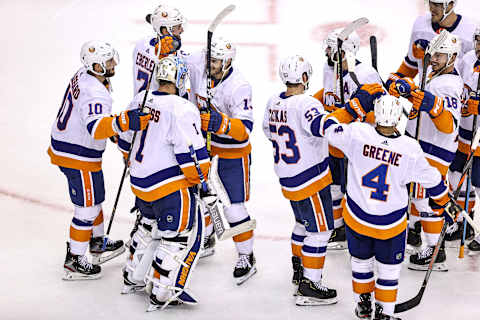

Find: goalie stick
[204,4,236,153]
[395,127,480,313]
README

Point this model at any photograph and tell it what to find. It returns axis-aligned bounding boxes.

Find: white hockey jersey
[48,67,114,171]
[322,121,448,240]
[405,69,463,175]
[182,51,254,159]
[132,37,160,97]
[315,61,382,109]
[118,91,210,202]
[263,92,332,201]
[401,14,475,81]
[458,50,480,156]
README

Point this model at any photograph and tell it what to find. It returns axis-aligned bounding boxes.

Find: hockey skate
[146,293,183,312]
[444,220,474,245]
[63,242,101,280]
[234,252,257,285]
[468,239,480,255]
[373,302,401,320]
[408,245,447,271]
[90,236,126,265]
[407,221,422,247]
[121,269,145,294]
[295,277,337,306]
[355,293,373,319]
[199,232,216,258]
[327,225,347,250]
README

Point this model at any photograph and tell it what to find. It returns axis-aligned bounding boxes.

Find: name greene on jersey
[135,52,155,72]
[363,144,402,167]
[268,108,288,123]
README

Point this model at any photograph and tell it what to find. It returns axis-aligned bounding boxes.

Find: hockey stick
[460,74,480,257]
[103,67,154,250]
[395,125,480,313]
[204,5,236,153]
[177,123,255,241]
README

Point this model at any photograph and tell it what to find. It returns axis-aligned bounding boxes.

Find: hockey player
[453,26,480,251]
[391,30,463,271]
[387,0,475,247]
[183,36,257,285]
[120,56,209,310]
[48,41,150,280]
[132,4,186,96]
[313,29,383,250]
[314,92,461,320]
[263,55,337,305]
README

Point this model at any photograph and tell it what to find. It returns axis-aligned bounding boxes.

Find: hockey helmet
[80,40,119,76]
[278,55,313,90]
[150,4,186,36]
[374,95,403,127]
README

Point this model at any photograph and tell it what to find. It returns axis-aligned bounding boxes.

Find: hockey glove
[345,84,385,121]
[408,90,444,118]
[412,39,430,60]
[442,198,462,225]
[116,108,150,132]
[156,35,181,58]
[386,73,403,97]
[394,77,417,97]
[200,109,231,135]
[465,91,480,115]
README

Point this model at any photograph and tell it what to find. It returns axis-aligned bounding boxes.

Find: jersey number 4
[361,164,390,201]
[269,124,300,164]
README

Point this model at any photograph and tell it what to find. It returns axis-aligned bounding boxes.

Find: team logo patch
[396,252,403,260]
[226,43,231,49]
[88,47,95,53]
[334,126,344,133]
[167,215,173,223]
[161,11,168,17]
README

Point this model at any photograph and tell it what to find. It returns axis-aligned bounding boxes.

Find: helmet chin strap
[439,2,454,23]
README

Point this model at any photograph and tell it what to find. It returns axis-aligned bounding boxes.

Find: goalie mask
[278,55,313,90]
[374,95,403,127]
[155,56,189,97]
[150,4,186,38]
[80,40,119,77]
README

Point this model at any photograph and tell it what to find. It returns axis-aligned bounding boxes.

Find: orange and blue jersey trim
[458,127,480,156]
[418,139,455,176]
[210,134,252,159]
[279,157,332,201]
[48,137,104,171]
[342,195,407,240]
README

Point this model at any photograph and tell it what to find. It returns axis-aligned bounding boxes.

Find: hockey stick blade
[208,4,235,33]
[338,17,369,41]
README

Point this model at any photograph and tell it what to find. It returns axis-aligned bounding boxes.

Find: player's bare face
[430,52,448,72]
[104,58,117,77]
[210,58,224,79]
[429,2,444,24]
[171,24,184,39]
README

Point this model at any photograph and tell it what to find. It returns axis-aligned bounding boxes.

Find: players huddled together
[48,1,480,319]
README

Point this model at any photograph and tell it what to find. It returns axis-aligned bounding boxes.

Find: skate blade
[408,262,448,272]
[295,295,338,306]
[62,270,101,281]
[91,246,126,265]
[199,248,215,259]
[121,284,145,294]
[327,242,347,250]
[235,266,257,286]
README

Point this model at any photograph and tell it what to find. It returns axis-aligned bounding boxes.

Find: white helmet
[374,95,403,127]
[150,4,186,36]
[324,28,360,61]
[210,36,236,73]
[80,40,119,76]
[428,0,457,22]
[155,56,189,96]
[278,55,313,89]
[427,30,461,68]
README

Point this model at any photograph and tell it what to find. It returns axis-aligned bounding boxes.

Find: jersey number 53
[269,124,300,164]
